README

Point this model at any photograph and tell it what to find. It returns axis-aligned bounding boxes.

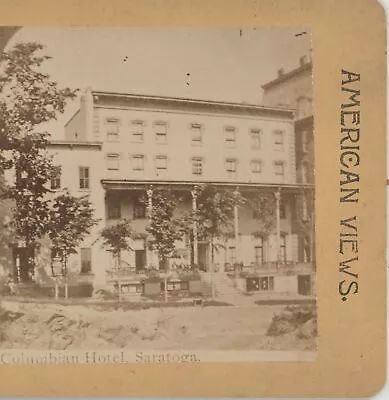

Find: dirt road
[0,300,316,352]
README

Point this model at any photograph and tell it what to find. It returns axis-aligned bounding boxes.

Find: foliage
[146,189,183,269]
[0,42,77,251]
[249,191,276,236]
[100,219,134,266]
[187,185,245,264]
[48,191,99,275]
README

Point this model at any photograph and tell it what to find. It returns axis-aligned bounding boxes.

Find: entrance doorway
[198,243,209,272]
[135,249,146,271]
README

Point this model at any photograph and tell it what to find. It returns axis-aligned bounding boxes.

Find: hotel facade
[37,86,315,295]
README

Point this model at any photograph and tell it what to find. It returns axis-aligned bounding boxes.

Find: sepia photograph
[0,27,316,362]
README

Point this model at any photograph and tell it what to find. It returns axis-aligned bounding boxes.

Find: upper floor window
[50,166,61,190]
[106,118,119,141]
[106,153,120,171]
[301,162,309,183]
[226,158,237,178]
[274,161,285,176]
[273,130,284,151]
[303,235,311,263]
[251,159,262,175]
[155,122,168,144]
[301,130,309,153]
[250,128,261,149]
[131,120,144,143]
[132,155,145,171]
[191,123,203,145]
[192,157,203,176]
[155,155,168,175]
[79,166,90,189]
[224,126,236,147]
[301,195,309,221]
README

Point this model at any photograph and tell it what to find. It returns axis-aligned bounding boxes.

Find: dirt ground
[0,300,316,352]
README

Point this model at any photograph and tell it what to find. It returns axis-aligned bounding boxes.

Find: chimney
[277,68,284,77]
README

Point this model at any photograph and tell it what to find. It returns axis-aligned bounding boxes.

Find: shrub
[266,305,317,337]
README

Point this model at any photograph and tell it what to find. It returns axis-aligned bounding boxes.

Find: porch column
[146,187,153,220]
[191,187,199,266]
[146,187,154,268]
[15,254,21,283]
[233,187,240,267]
[274,188,281,265]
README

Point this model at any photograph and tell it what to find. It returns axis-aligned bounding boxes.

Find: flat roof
[90,90,295,118]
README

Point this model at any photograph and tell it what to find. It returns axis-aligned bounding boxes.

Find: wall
[47,144,108,285]
[92,105,296,185]
[262,66,313,113]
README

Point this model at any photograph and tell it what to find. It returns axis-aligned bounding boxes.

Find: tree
[0,42,77,266]
[192,185,245,265]
[48,191,99,277]
[249,191,276,237]
[100,219,134,268]
[146,189,183,270]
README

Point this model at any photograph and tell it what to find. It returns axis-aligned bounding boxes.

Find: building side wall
[262,70,313,114]
[48,146,108,285]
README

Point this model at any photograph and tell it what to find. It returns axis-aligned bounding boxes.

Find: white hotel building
[44,88,315,294]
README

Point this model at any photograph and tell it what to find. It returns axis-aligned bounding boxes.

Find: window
[251,160,262,174]
[50,166,61,190]
[192,157,203,176]
[191,123,203,144]
[79,167,90,189]
[106,154,119,171]
[132,155,145,171]
[274,161,285,176]
[301,162,309,183]
[254,236,264,265]
[131,120,144,143]
[226,158,237,178]
[301,130,308,153]
[107,197,121,219]
[133,197,146,219]
[279,204,286,219]
[301,195,309,221]
[273,130,284,151]
[280,235,287,263]
[259,276,274,291]
[106,118,119,141]
[250,129,261,149]
[155,155,168,175]
[155,122,167,144]
[303,236,311,263]
[228,246,236,264]
[225,126,236,147]
[80,248,92,274]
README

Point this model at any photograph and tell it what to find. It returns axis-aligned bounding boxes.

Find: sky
[6,27,311,138]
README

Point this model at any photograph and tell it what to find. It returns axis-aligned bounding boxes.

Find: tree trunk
[64,253,68,300]
[164,275,168,303]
